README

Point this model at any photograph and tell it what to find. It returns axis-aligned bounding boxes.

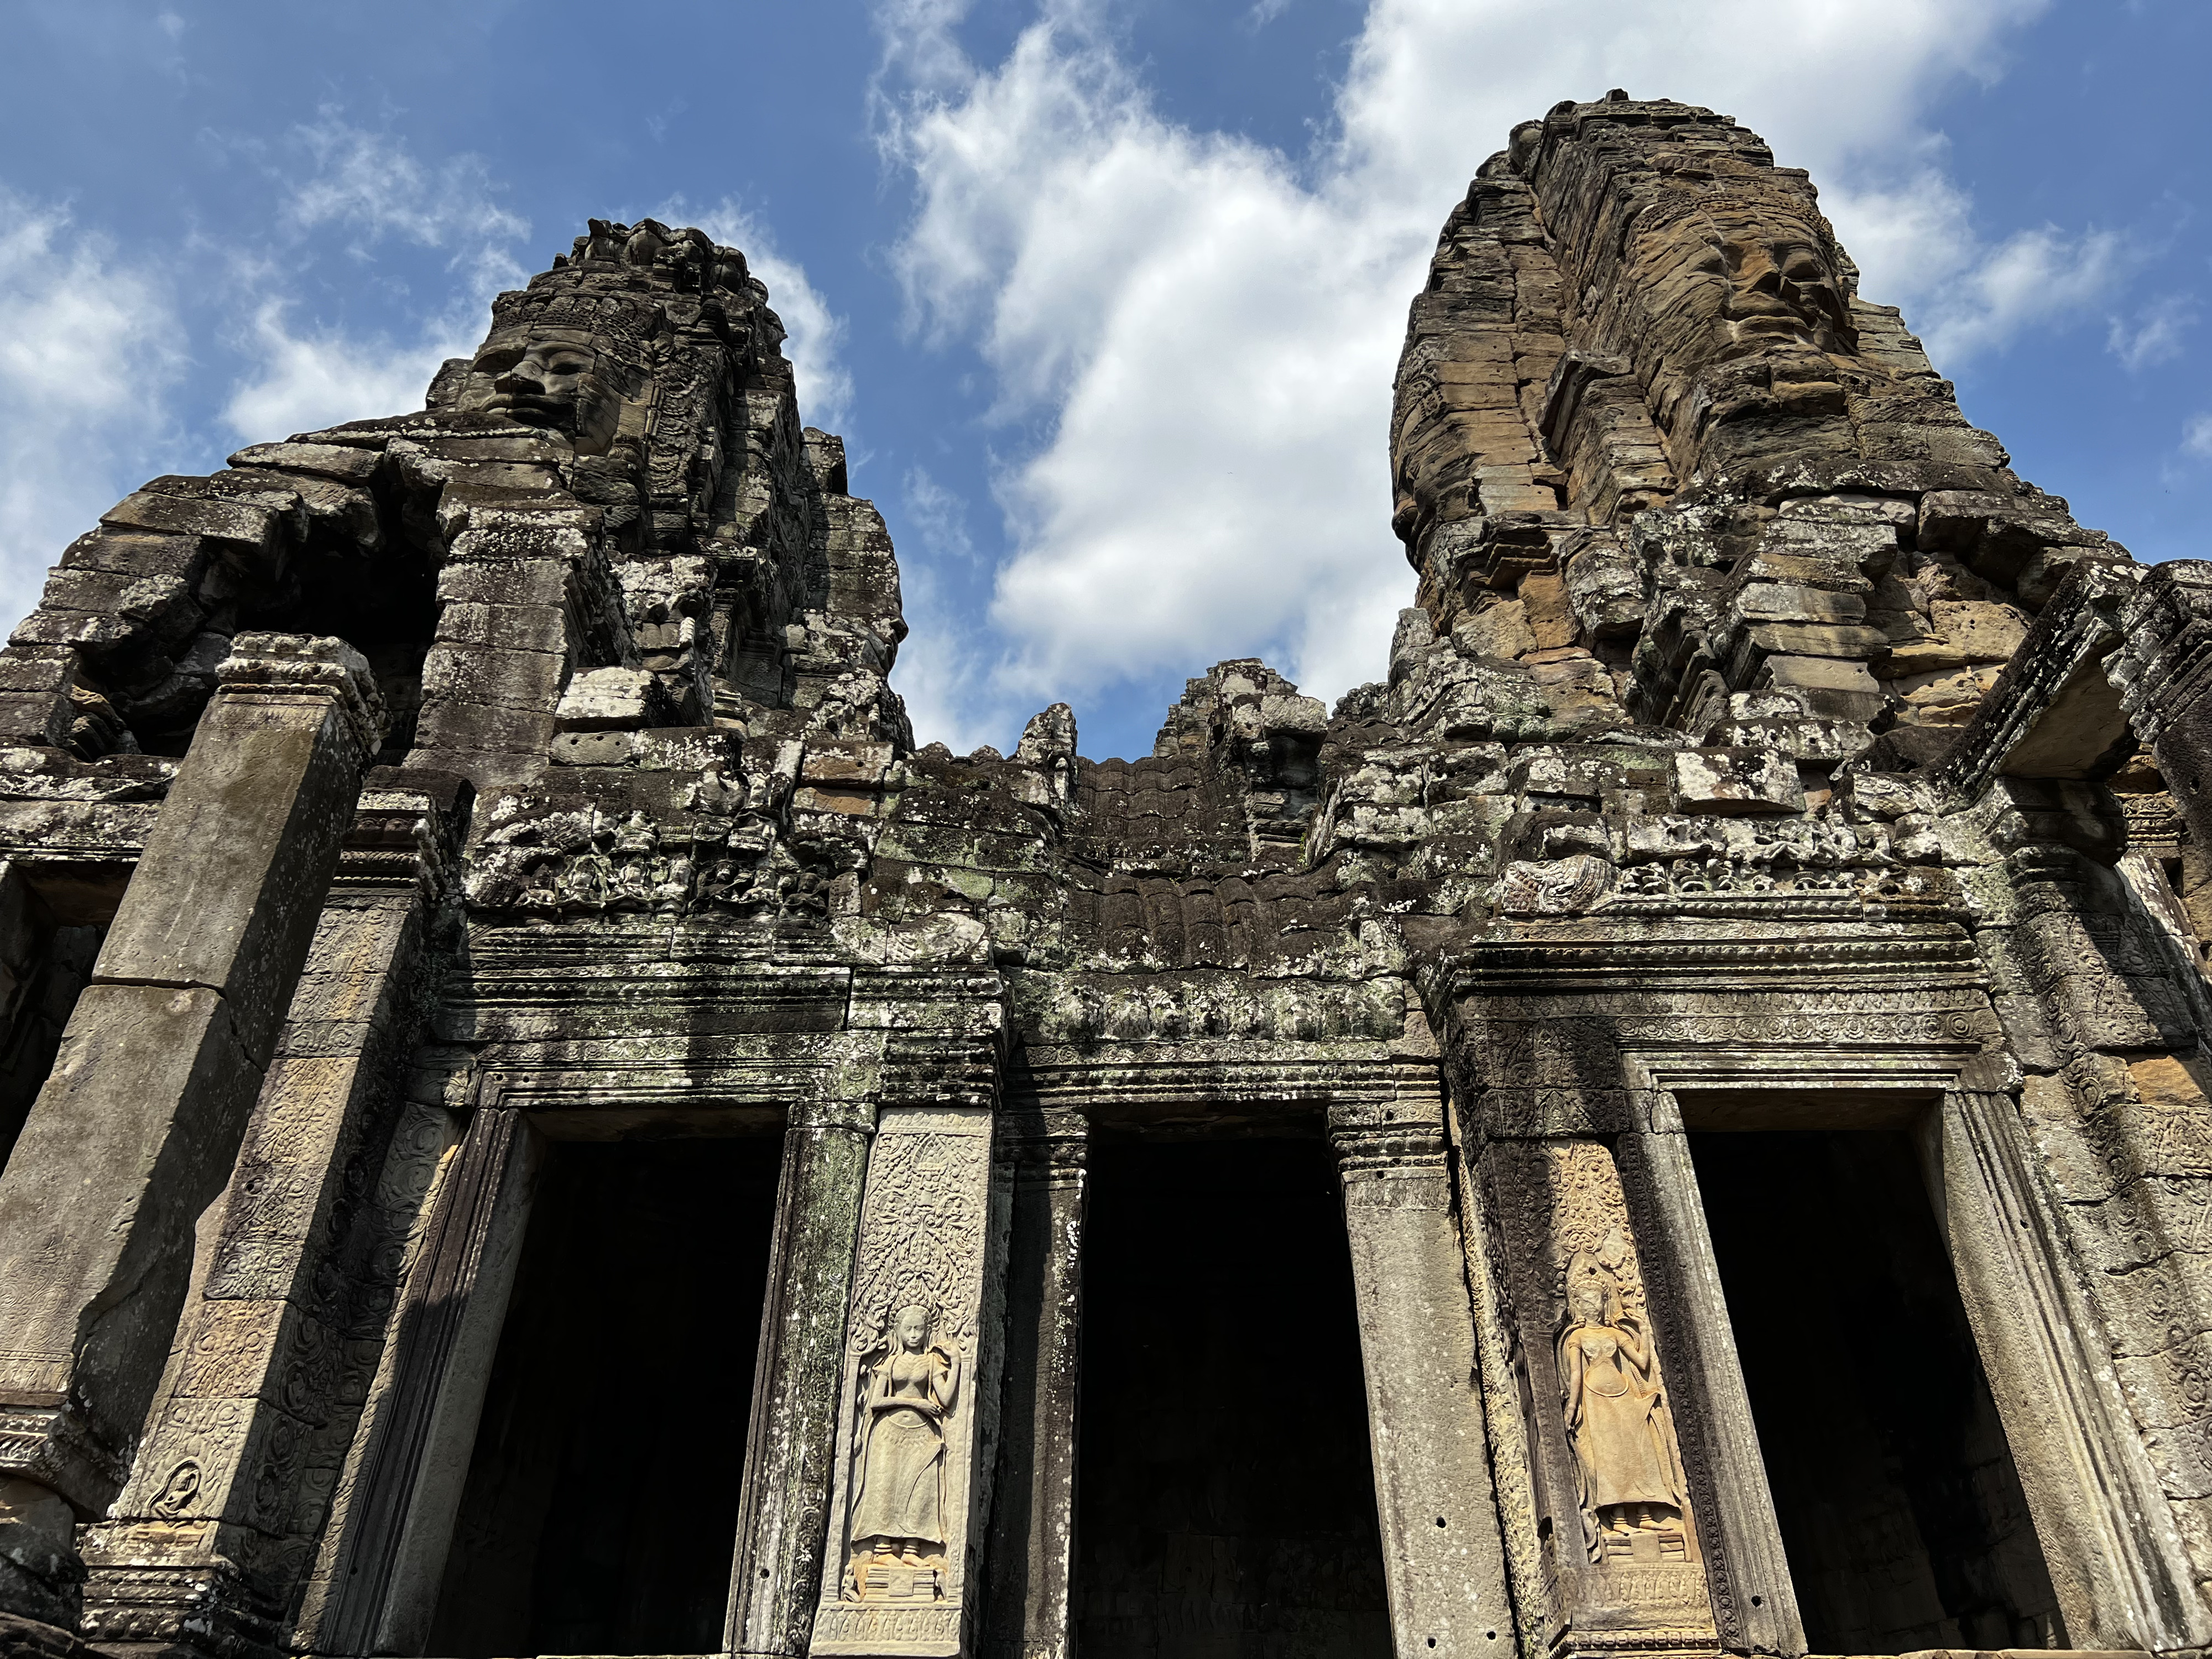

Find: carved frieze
[1016,969,1405,1046]
[459,754,874,925]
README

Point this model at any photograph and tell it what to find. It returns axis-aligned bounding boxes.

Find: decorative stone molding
[216,632,388,758]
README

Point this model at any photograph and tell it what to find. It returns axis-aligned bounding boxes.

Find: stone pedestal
[0,636,382,1632]
[980,1108,1087,1659]
[1331,1090,1514,1659]
[808,1105,1007,1659]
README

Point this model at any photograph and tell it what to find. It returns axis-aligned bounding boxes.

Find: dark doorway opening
[1689,1129,2063,1653]
[1074,1137,1391,1658]
[427,1135,781,1657]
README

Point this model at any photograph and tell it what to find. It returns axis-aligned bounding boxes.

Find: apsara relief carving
[1559,1230,1690,1564]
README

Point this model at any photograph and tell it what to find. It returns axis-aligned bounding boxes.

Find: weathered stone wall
[0,98,2208,1659]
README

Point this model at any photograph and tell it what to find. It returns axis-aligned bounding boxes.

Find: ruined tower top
[1390,91,2128,745]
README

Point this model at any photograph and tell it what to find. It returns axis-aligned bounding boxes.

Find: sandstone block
[1731,582,1867,625]
[1672,747,1806,815]
[421,646,566,715]
[1452,601,1536,660]
[1757,654,1886,723]
[1744,622,1890,660]
[547,730,636,767]
[226,441,383,484]
[1932,598,2028,661]
[1517,570,1578,649]
[553,667,664,731]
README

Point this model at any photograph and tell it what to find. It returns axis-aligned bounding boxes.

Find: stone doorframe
[298,1030,899,1659]
[1467,1018,2200,1659]
[1011,1018,1517,1659]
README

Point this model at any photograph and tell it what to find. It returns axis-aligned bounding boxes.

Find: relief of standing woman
[1557,1246,1690,1562]
[844,1303,963,1599]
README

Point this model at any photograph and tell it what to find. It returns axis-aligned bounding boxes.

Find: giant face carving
[1643,208,1855,365]
[463,330,622,453]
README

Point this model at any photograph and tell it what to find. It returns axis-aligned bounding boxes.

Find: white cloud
[2184,413,2212,461]
[2109,294,2196,372]
[226,121,530,443]
[682,199,857,435]
[285,114,529,286]
[1910,221,2126,362]
[875,0,2107,738]
[223,300,467,441]
[902,467,978,565]
[0,190,186,629]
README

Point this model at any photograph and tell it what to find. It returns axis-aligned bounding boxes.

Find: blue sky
[2,0,2207,761]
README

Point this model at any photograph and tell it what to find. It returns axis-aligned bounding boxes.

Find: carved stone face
[1645,210,1854,362]
[469,332,620,452]
[895,1306,930,1350]
[1568,1277,1609,1325]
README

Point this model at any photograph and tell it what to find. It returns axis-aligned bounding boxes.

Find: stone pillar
[1615,1125,1807,1658]
[808,1103,1008,1659]
[1475,1135,1722,1659]
[300,1100,541,1658]
[980,1107,1087,1659]
[1330,1086,1514,1659]
[728,1083,878,1659]
[0,634,382,1633]
[73,770,468,1659]
[1934,1085,2208,1652]
[2116,560,2212,852]
[410,505,617,791]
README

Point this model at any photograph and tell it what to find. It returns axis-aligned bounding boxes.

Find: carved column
[1478,1135,1720,1659]
[980,1106,1088,1659]
[70,770,467,1659]
[298,1099,542,1657]
[1329,1074,1514,1659]
[1615,1123,1806,1658]
[728,1072,879,1659]
[807,1093,1008,1659]
[1977,843,2212,1648]
[1935,1084,2208,1651]
[0,635,383,1634]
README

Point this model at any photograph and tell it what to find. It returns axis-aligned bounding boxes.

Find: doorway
[1689,1128,2063,1652]
[1074,1136,1391,1658]
[426,1135,781,1657]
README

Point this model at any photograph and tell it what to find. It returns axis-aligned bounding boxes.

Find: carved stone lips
[485,391,568,425]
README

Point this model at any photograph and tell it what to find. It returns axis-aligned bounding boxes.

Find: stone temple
[6,88,2212,1659]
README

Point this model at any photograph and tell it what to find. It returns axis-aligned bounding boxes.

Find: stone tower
[1,94,2210,1659]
